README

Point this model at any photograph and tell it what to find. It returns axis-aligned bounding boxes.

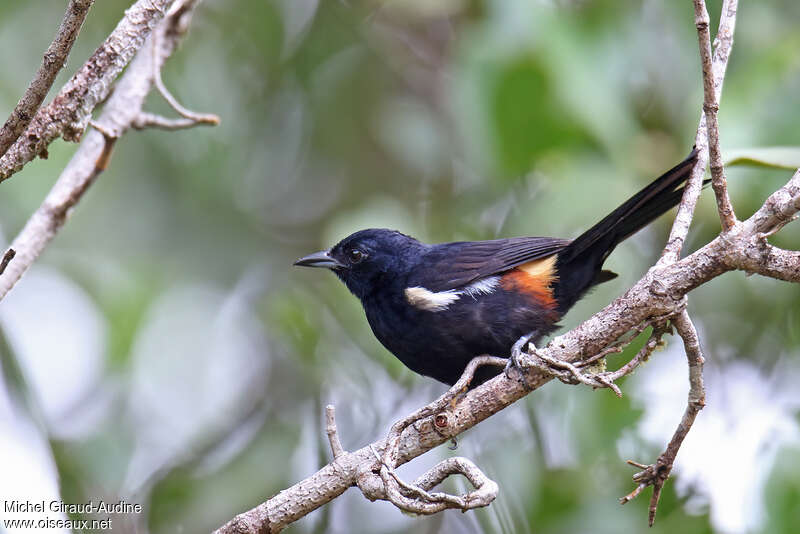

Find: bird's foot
[504,332,536,386]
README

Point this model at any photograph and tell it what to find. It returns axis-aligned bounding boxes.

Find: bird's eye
[348,248,366,264]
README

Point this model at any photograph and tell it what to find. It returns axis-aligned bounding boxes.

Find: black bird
[295,151,699,387]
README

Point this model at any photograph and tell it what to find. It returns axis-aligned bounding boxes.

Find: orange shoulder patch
[500,255,559,310]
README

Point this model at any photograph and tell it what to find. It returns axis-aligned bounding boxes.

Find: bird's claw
[503,358,517,379]
[504,332,535,381]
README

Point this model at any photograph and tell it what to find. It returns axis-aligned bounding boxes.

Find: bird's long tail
[554,149,701,313]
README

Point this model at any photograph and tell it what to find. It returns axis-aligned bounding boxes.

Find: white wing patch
[405,276,500,312]
[462,276,500,298]
[404,287,461,312]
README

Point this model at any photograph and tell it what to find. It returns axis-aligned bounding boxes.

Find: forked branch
[369,356,505,514]
[0,0,94,158]
[661,0,739,263]
[620,309,706,525]
[693,0,738,231]
[515,319,672,399]
[0,0,179,182]
[0,0,212,301]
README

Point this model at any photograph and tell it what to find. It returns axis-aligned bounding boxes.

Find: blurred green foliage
[1,1,800,533]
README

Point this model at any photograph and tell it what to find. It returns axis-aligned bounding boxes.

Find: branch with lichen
[0,0,95,158]
[661,0,739,264]
[619,310,705,525]
[693,0,737,231]
[0,0,182,182]
[0,0,217,300]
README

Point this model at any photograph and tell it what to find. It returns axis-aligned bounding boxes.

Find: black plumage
[295,150,700,386]
[417,237,569,291]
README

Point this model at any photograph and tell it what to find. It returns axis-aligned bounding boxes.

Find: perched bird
[295,150,699,387]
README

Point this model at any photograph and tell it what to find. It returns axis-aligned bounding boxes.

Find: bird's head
[294,229,425,300]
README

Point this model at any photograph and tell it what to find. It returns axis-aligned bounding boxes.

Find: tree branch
[661,0,739,263]
[743,168,800,236]
[151,36,220,127]
[620,309,706,526]
[0,0,180,183]
[693,0,738,231]
[729,244,800,283]
[369,356,504,514]
[514,320,670,399]
[131,111,217,131]
[0,0,94,158]
[325,405,345,460]
[0,249,16,276]
[0,0,209,301]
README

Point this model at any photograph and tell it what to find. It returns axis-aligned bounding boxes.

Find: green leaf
[724,147,800,170]
[490,56,588,177]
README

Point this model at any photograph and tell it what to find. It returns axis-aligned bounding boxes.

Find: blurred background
[1,0,799,532]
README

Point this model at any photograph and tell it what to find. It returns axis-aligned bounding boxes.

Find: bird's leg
[504,331,537,386]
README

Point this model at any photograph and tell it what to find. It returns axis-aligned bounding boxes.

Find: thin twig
[532,350,623,397]
[379,456,498,514]
[0,0,179,182]
[380,355,507,464]
[515,322,669,399]
[576,320,651,368]
[660,0,739,263]
[325,405,345,459]
[620,309,705,526]
[693,0,737,231]
[602,325,668,382]
[758,215,797,239]
[153,79,219,126]
[0,0,205,302]
[151,32,219,127]
[0,249,15,276]
[126,28,219,132]
[131,112,216,131]
[0,0,95,158]
[744,168,800,237]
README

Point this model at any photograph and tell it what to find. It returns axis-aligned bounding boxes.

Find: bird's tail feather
[554,149,701,312]
[561,149,699,263]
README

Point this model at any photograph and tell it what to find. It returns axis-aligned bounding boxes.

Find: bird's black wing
[417,237,570,291]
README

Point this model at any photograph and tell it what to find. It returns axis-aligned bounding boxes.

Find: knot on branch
[355,465,386,503]
[377,455,498,514]
[328,357,507,516]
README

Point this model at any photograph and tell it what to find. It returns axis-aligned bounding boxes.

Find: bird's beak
[293,250,343,269]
